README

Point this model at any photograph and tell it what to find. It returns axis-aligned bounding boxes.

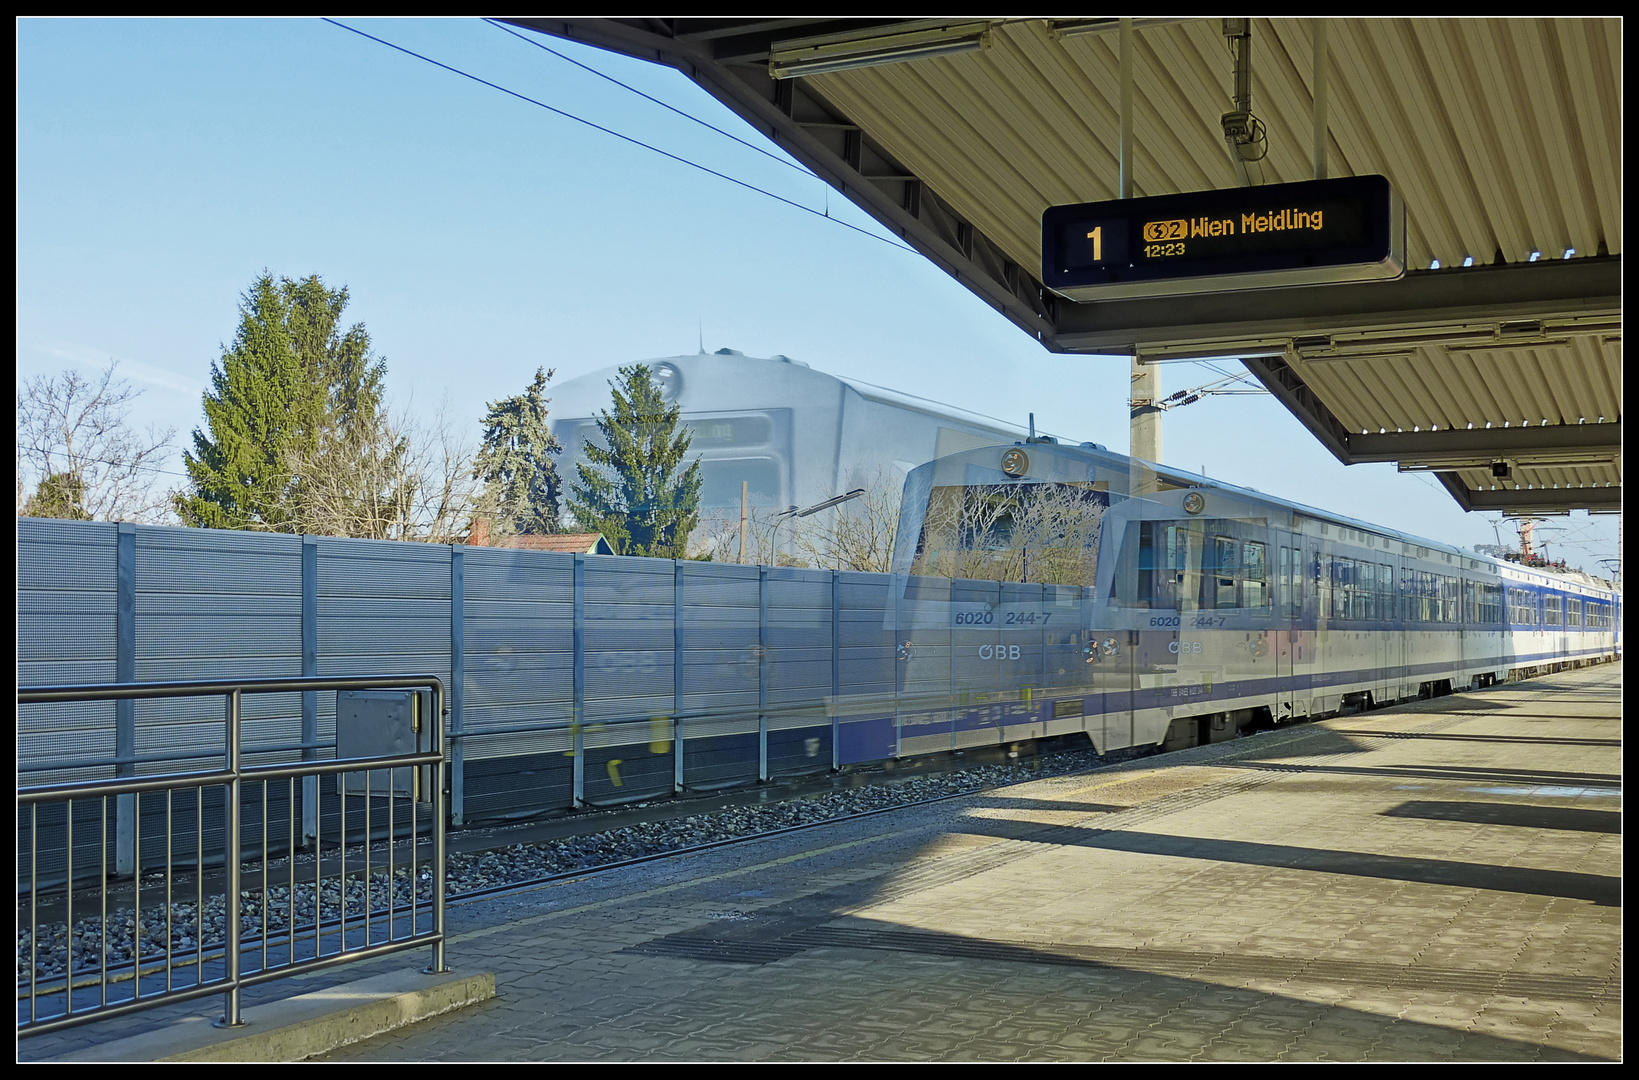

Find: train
[547,348,1035,523]
[874,439,1620,757]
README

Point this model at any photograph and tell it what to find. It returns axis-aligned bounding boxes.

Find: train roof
[913,441,1619,595]
[830,375,1028,440]
[549,348,1031,439]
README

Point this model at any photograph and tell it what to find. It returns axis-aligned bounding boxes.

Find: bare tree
[911,481,1106,586]
[16,361,176,523]
[790,467,904,573]
[690,502,793,565]
[683,467,908,570]
[283,398,498,543]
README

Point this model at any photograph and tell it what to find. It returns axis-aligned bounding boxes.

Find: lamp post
[774,488,868,563]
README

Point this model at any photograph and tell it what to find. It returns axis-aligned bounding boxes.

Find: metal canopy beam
[1051,257,1621,354]
[1436,473,1622,516]
[1348,423,1622,468]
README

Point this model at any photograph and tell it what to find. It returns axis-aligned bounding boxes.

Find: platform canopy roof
[511,18,1621,516]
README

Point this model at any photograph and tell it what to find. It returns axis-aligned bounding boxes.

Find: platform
[26,662,1620,1061]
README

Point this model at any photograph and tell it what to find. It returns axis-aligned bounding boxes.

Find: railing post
[759,565,769,783]
[893,573,904,759]
[449,545,465,826]
[115,522,136,876]
[831,569,841,772]
[572,554,586,809]
[219,688,244,1027]
[674,560,685,795]
[429,680,449,974]
[301,536,318,846]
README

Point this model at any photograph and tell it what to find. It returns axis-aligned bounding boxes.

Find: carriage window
[1334,557,1356,619]
[1510,587,1535,625]
[1544,595,1562,626]
[1134,521,1199,609]
[1196,533,1270,610]
[1242,541,1268,608]
[1208,536,1238,609]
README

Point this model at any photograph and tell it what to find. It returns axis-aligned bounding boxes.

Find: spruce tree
[567,364,702,557]
[474,368,564,538]
[175,273,387,531]
[22,472,91,520]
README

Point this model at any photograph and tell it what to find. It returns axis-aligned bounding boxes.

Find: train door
[1277,543,1295,716]
[1098,519,1141,752]
[1380,562,1398,704]
[1129,519,1195,750]
[1102,517,1182,753]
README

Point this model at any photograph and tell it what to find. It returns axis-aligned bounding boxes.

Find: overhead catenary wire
[322,19,919,256]
[482,19,818,180]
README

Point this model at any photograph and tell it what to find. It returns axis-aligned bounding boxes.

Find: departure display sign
[1042,175,1404,299]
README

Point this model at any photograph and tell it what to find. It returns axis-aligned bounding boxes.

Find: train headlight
[1183,491,1206,515]
[1001,448,1029,478]
[898,641,914,661]
[1101,637,1120,657]
[1082,639,1099,663]
[654,362,683,402]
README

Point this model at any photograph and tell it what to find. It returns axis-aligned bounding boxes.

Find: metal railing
[17,675,447,1037]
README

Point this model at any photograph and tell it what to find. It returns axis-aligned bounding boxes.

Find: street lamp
[773,489,868,561]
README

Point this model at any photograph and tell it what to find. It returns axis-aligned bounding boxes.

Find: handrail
[17,674,447,1038]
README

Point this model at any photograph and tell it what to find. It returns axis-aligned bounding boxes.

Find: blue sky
[15,18,1619,573]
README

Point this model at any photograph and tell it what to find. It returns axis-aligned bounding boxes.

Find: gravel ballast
[20,743,1116,983]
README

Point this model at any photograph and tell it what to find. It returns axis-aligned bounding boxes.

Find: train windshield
[908,482,1109,586]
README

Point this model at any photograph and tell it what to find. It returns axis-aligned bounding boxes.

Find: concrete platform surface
[23,662,1620,1062]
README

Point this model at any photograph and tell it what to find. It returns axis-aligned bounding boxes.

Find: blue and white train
[878,440,1620,757]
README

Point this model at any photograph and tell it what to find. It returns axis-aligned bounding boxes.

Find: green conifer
[175,273,386,531]
[22,472,91,520]
[474,368,564,538]
[567,364,702,557]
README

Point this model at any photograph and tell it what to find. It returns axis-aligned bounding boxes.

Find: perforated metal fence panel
[18,519,1098,851]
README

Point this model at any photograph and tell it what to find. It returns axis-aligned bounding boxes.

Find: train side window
[1128,520,1200,610]
[1136,522,1157,608]
[1545,595,1562,626]
[1510,586,1534,625]
[1242,540,1268,608]
[1379,564,1394,622]
[1206,535,1236,609]
[1568,598,1581,627]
